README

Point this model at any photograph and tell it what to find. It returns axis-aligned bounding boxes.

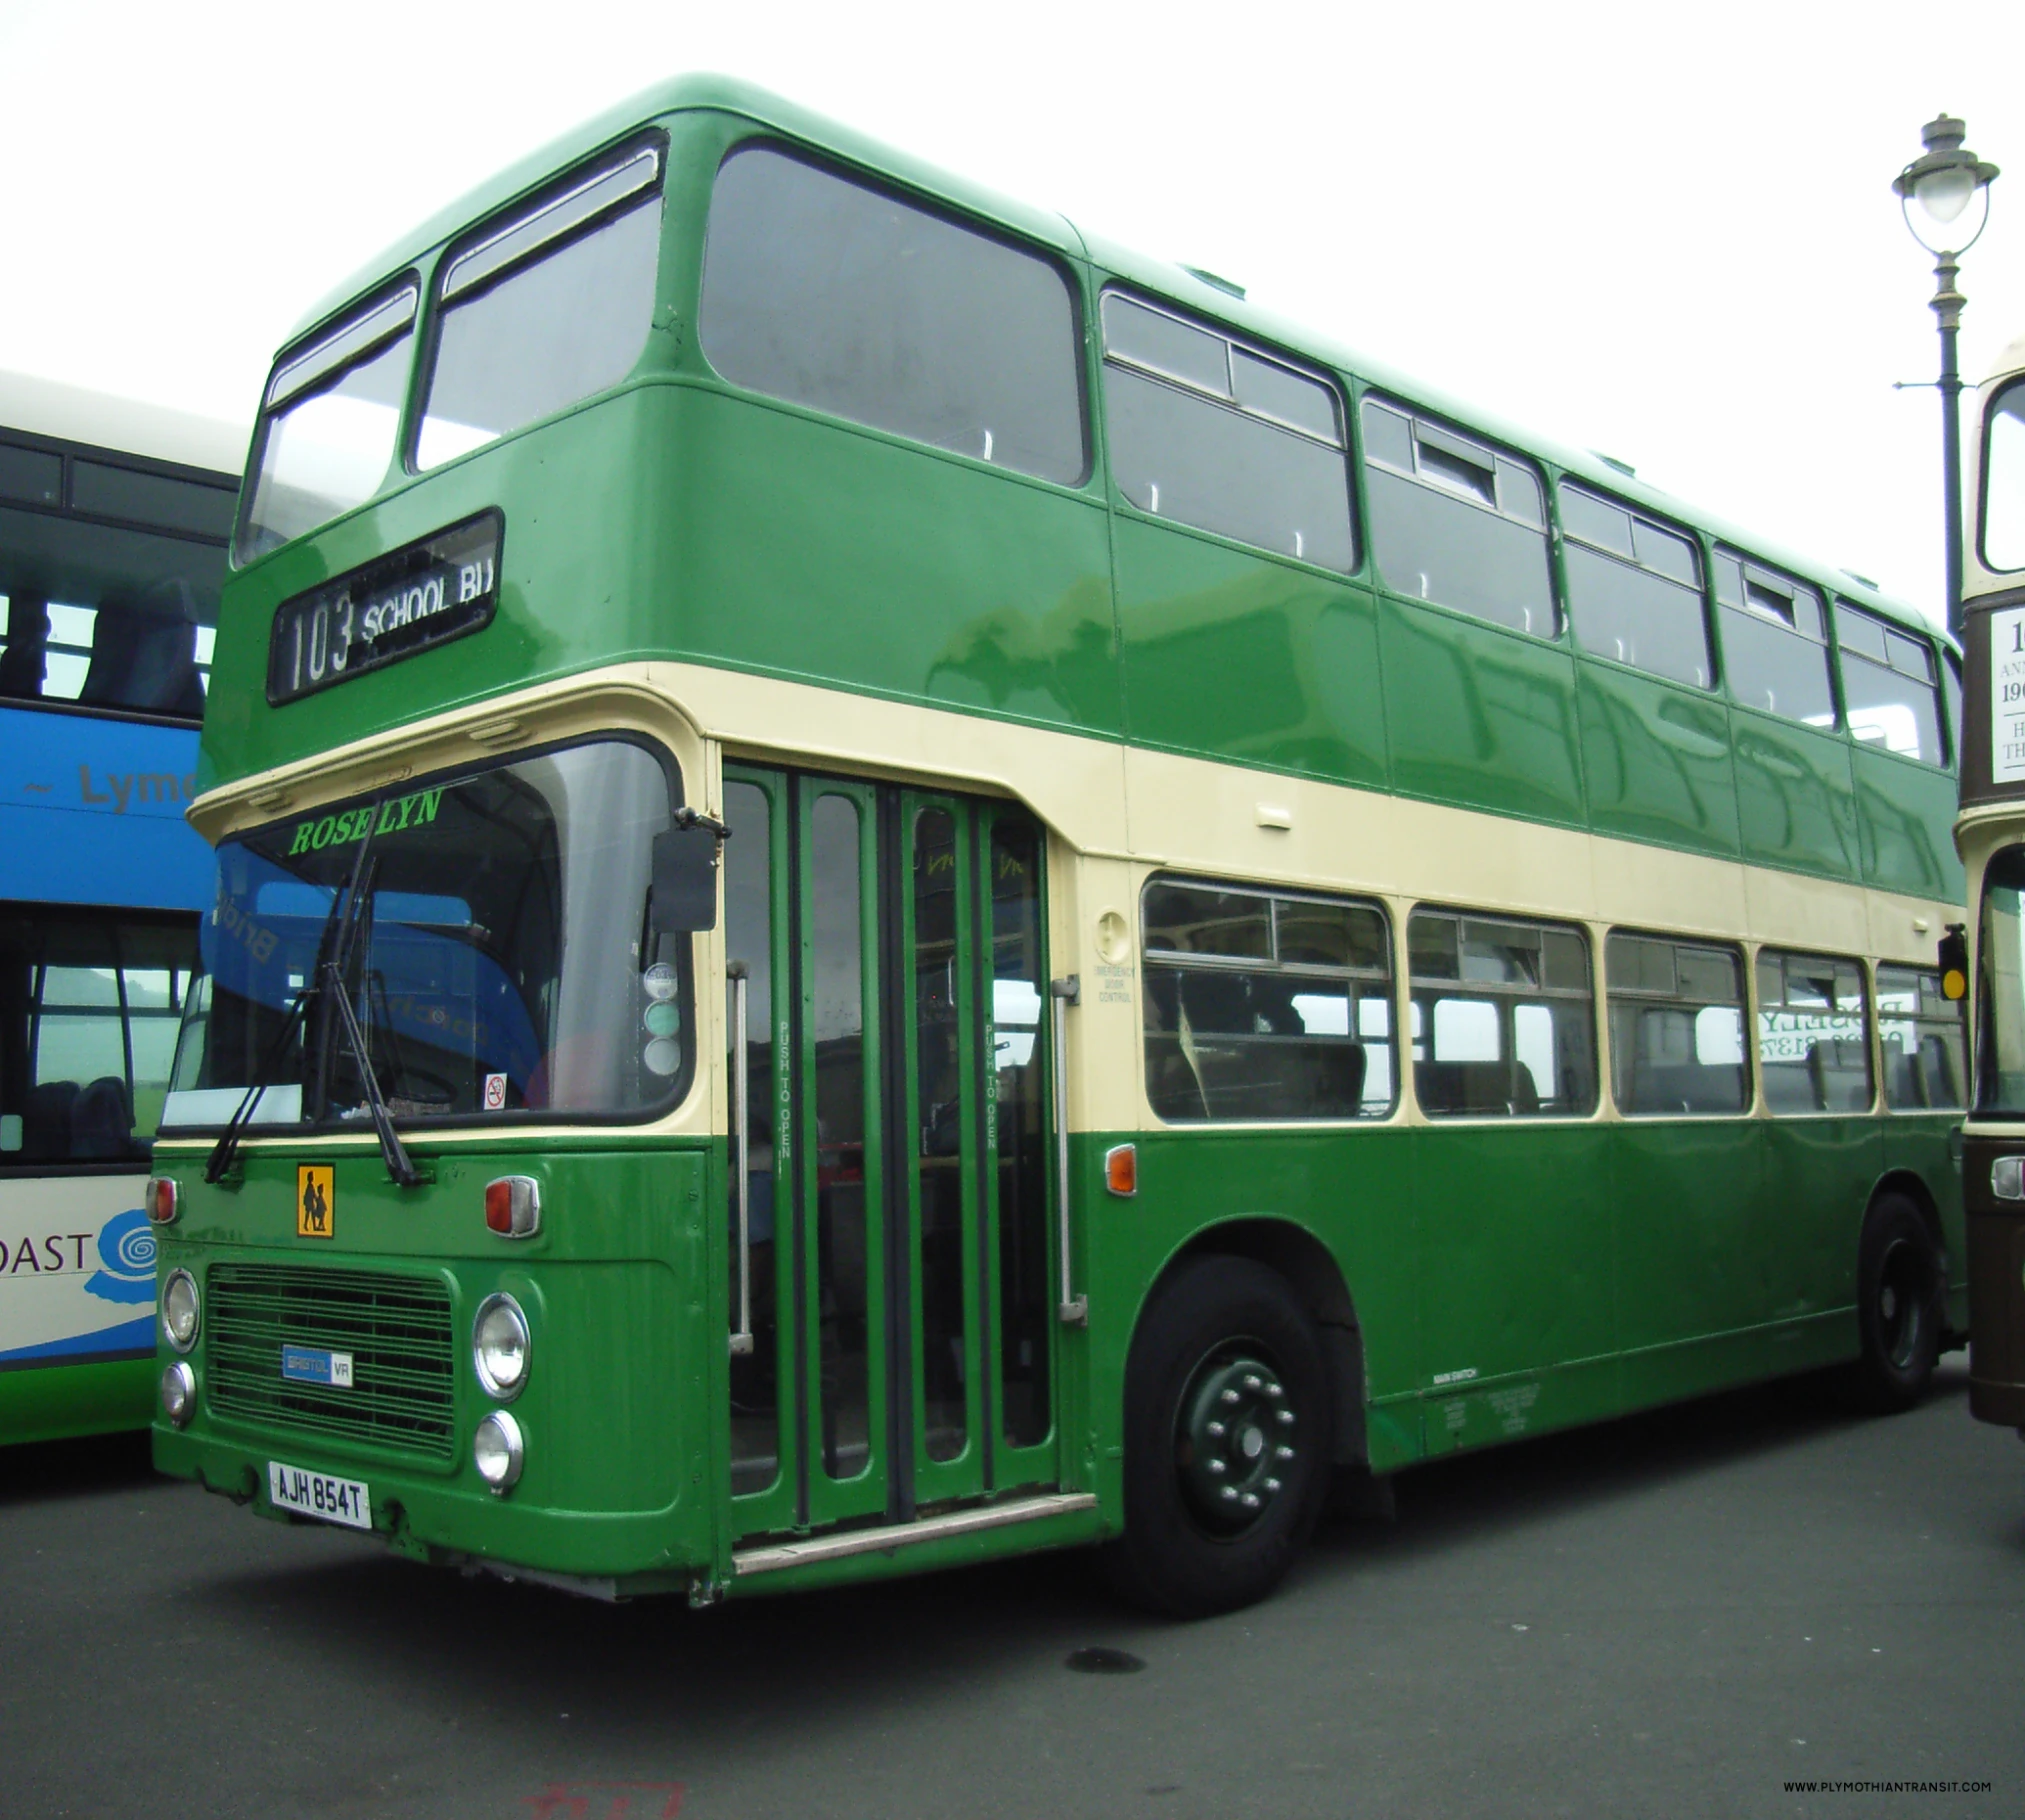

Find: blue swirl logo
[85,1208,157,1305]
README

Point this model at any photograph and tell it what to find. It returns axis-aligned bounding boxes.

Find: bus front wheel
[1851,1193,1941,1414]
[1104,1255,1329,1617]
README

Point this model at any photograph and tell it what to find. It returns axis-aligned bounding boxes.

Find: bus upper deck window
[1361,398,1551,636]
[1713,550,1836,730]
[239,285,417,562]
[1102,293,1352,571]
[1982,378,2025,572]
[417,143,665,472]
[1834,600,1945,766]
[700,146,1087,488]
[1560,484,1711,689]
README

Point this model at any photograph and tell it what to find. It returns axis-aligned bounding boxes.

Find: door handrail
[729,961,753,1356]
[1051,974,1087,1326]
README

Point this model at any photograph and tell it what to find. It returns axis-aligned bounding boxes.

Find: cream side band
[173,660,1962,1147]
[189,658,1957,949]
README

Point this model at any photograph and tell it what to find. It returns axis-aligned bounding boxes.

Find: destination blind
[266,511,501,704]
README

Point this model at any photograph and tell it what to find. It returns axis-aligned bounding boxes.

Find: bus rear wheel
[1851,1194,1941,1414]
[1104,1256,1329,1618]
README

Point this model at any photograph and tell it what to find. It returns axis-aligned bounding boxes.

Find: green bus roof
[284,72,1944,652]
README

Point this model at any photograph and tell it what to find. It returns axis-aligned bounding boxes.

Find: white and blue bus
[0,370,242,1444]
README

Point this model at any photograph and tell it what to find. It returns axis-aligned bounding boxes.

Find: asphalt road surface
[4,1359,2020,1820]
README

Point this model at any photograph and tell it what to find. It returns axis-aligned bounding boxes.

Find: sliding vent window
[239,286,416,561]
[1876,964,1965,1111]
[1141,878,1392,1122]
[418,143,664,471]
[1835,602,1945,765]
[1560,485,1711,687]
[1408,911,1597,1118]
[1756,950,1871,1115]
[1361,400,1553,635]
[1713,552,1834,726]
[1103,295,1352,571]
[1606,933,1747,1116]
[700,147,1084,484]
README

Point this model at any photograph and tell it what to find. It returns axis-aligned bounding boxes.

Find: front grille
[207,1263,456,1464]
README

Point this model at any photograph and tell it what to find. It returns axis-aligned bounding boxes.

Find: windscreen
[238,287,417,563]
[162,739,692,1130]
[416,143,663,470]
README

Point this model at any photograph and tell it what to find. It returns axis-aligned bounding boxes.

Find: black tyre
[1103,1256,1330,1617]
[1851,1193,1942,1414]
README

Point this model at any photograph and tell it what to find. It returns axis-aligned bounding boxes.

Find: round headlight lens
[473,1409,524,1493]
[472,1293,529,1399]
[159,1361,195,1427]
[162,1269,200,1352]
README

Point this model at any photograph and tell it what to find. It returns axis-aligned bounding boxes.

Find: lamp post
[1895,114,1998,639]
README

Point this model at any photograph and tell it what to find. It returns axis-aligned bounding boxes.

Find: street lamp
[1895,113,1999,638]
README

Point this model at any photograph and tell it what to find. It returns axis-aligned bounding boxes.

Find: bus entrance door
[722,766,1061,1545]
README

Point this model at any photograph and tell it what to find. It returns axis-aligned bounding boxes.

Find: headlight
[160,1361,195,1427]
[473,1409,524,1493]
[162,1269,200,1352]
[472,1293,529,1399]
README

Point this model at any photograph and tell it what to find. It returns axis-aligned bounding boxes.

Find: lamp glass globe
[1914,165,1976,226]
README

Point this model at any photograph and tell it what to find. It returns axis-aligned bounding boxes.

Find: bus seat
[1417,1060,1534,1116]
[72,1076,136,1159]
[1629,1062,1746,1115]
[1179,971,1256,1034]
[1308,1040,1367,1116]
[0,592,49,700]
[22,1081,79,1159]
[1761,1058,1816,1114]
[79,580,205,717]
[1921,1034,1960,1107]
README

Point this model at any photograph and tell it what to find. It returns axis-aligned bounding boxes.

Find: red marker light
[485,1176,540,1238]
[145,1176,179,1224]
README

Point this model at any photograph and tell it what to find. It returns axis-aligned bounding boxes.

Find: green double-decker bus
[150,78,1969,1615]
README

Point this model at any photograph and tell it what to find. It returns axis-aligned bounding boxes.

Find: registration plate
[267,1460,372,1530]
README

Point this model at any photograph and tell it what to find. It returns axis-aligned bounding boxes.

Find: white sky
[4,0,2022,629]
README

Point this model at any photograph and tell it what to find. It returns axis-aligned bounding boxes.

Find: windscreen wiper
[321,840,422,1189]
[321,954,420,1187]
[203,980,314,1184]
[205,816,375,1183]
[205,792,419,1187]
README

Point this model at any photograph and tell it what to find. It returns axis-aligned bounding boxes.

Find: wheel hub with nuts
[1176,1351,1298,1534]
[1876,1236,1926,1370]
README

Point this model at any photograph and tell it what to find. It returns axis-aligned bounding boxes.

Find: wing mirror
[650,810,728,935]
